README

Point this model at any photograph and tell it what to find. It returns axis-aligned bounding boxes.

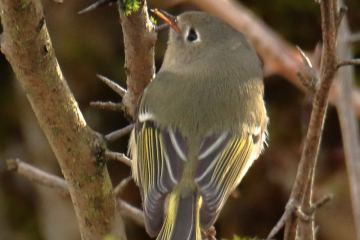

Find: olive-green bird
[129,10,268,240]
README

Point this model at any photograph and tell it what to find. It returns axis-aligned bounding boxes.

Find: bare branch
[90,101,124,112]
[267,198,300,240]
[0,0,125,238]
[119,0,157,118]
[284,0,339,239]
[297,167,316,240]
[7,159,69,197]
[105,124,134,142]
[6,159,145,229]
[311,194,333,210]
[97,74,127,98]
[338,59,360,68]
[105,151,132,167]
[118,199,145,227]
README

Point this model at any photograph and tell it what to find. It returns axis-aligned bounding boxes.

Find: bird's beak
[150,9,180,33]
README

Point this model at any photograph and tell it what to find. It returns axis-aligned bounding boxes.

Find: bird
[128,10,268,240]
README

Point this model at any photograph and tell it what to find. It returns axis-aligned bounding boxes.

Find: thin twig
[96,74,127,98]
[283,0,339,239]
[105,124,134,142]
[338,59,360,68]
[118,199,145,227]
[311,194,333,210]
[297,166,316,240]
[114,176,133,196]
[267,198,299,240]
[90,101,124,112]
[7,159,69,197]
[6,158,145,228]
[78,0,117,14]
[105,151,132,167]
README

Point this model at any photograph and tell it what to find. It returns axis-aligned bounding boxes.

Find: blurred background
[0,0,359,239]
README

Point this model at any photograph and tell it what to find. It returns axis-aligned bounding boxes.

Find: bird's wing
[195,132,258,230]
[132,118,188,237]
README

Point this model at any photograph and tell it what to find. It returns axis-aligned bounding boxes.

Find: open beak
[150,9,180,33]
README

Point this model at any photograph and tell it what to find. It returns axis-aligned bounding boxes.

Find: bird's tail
[157,190,201,240]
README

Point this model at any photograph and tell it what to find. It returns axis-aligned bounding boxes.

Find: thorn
[296,46,320,92]
[336,6,348,31]
[96,74,127,97]
[78,0,117,14]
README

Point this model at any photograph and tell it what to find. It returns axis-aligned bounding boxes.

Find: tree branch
[0,0,125,239]
[335,0,360,238]
[105,124,134,142]
[283,0,339,239]
[7,159,69,197]
[114,176,132,196]
[6,158,145,229]
[118,199,145,227]
[90,101,124,112]
[97,74,127,98]
[118,0,157,118]
[338,59,360,68]
[105,151,132,167]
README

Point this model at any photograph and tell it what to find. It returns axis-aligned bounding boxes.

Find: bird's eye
[187,28,198,42]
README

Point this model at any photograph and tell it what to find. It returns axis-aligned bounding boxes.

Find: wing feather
[132,121,187,237]
[195,134,254,230]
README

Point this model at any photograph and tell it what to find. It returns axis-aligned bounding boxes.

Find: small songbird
[129,10,268,240]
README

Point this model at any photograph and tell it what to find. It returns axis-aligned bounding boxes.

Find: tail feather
[157,190,201,240]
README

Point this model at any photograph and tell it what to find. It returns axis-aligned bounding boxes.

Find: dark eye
[187,28,198,42]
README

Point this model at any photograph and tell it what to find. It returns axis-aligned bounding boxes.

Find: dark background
[0,0,359,239]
